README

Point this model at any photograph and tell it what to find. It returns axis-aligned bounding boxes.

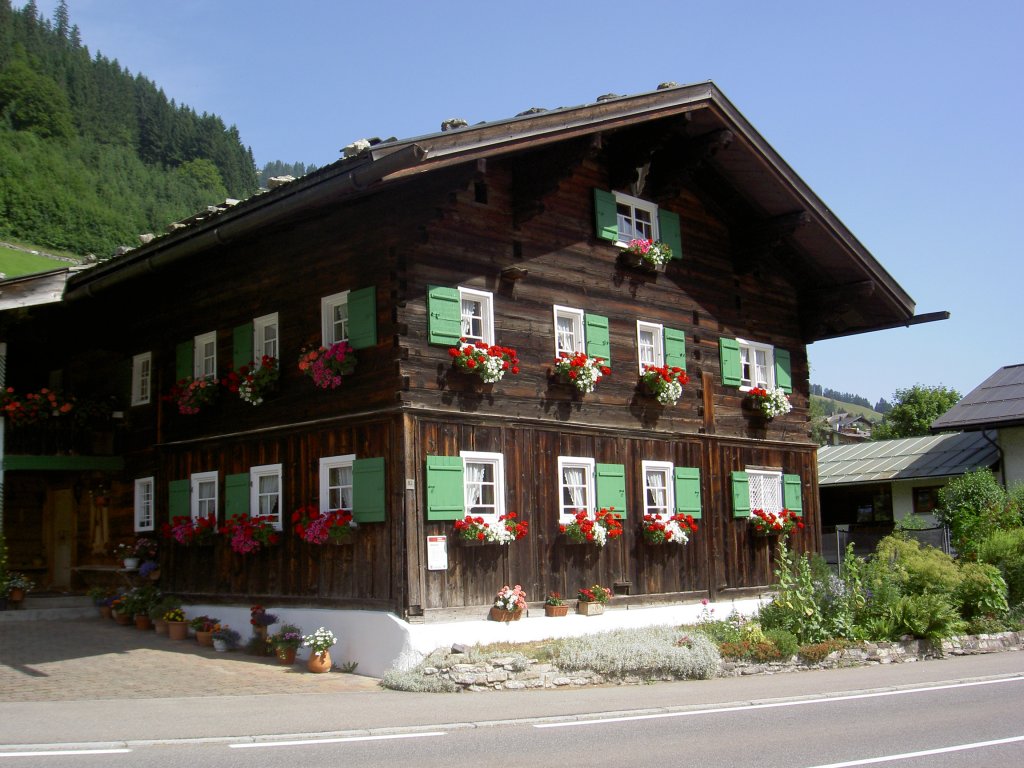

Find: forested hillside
[0,1,259,257]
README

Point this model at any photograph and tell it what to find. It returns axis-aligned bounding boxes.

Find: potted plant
[150,596,181,634]
[189,615,219,646]
[161,513,219,546]
[489,584,527,622]
[447,338,520,383]
[642,512,698,545]
[5,572,34,605]
[621,238,673,269]
[291,505,357,545]
[165,375,219,415]
[640,364,689,406]
[453,512,529,545]
[249,604,279,642]
[298,340,357,389]
[302,626,337,673]
[164,607,188,640]
[211,625,242,652]
[109,593,133,625]
[747,386,792,420]
[125,585,160,629]
[576,584,612,616]
[544,592,568,617]
[220,513,280,555]
[270,623,303,665]
[223,355,279,406]
[559,508,624,547]
[551,351,610,394]
[749,508,803,537]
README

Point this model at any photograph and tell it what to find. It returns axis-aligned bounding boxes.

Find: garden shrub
[873,536,961,598]
[936,469,1022,557]
[955,561,1009,620]
[556,626,720,680]
[887,593,965,641]
[380,669,459,693]
[797,639,849,664]
[977,528,1024,606]
[764,628,799,658]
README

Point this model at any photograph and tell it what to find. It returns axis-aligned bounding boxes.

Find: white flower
[759,387,792,419]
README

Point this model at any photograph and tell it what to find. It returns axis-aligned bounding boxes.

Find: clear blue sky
[27,1,1024,407]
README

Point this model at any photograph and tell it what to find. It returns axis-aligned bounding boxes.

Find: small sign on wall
[427,535,448,570]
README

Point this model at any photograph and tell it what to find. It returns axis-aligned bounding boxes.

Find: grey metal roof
[931,365,1024,431]
[817,432,998,486]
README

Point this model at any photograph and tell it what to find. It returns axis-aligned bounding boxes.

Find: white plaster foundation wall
[182,597,768,678]
[999,427,1024,489]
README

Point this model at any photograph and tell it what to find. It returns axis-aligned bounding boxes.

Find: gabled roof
[62,82,931,341]
[931,364,1024,431]
[817,432,999,486]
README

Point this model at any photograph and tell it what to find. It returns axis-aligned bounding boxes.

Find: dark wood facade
[0,84,916,618]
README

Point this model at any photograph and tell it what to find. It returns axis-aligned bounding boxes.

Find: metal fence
[823,524,951,567]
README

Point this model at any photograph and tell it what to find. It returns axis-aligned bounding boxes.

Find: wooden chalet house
[0,83,921,626]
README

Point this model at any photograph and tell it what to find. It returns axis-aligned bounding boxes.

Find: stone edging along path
[420,631,1024,692]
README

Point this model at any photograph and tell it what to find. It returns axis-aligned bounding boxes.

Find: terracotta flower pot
[544,604,569,617]
[134,614,153,630]
[489,606,522,622]
[153,618,168,635]
[195,630,214,647]
[167,621,188,641]
[576,601,604,616]
[307,650,332,673]
[114,611,133,625]
[275,647,297,665]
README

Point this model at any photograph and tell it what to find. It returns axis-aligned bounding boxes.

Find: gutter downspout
[66,143,427,301]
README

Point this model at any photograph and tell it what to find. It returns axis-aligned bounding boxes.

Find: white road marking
[0,749,131,757]
[230,731,446,749]
[803,734,1024,767]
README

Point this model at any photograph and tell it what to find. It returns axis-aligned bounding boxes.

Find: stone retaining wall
[420,632,1023,692]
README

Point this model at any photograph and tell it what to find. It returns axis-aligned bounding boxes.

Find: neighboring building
[817,432,999,556]
[931,364,1024,488]
[0,83,928,668]
[825,412,874,444]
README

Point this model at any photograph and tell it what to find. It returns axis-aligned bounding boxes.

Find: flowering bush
[453,512,529,544]
[560,508,624,547]
[0,387,74,426]
[303,626,337,654]
[577,584,612,603]
[272,623,304,650]
[748,386,792,419]
[131,537,158,559]
[189,615,219,632]
[250,605,279,628]
[5,572,35,593]
[298,341,357,389]
[224,356,279,406]
[545,591,565,606]
[749,508,804,536]
[291,505,357,545]
[163,607,185,623]
[166,376,219,415]
[553,352,611,394]
[642,512,699,545]
[624,238,673,267]
[493,584,527,612]
[221,513,280,555]
[641,364,689,405]
[161,513,219,545]
[448,339,520,383]
[212,625,242,648]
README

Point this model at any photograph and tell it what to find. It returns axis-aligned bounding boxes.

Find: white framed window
[459,287,494,345]
[747,469,783,514]
[194,331,217,378]
[636,321,664,373]
[319,454,355,513]
[134,477,155,531]
[321,291,350,346]
[251,464,283,529]
[191,471,219,520]
[558,456,595,522]
[642,460,674,517]
[553,305,585,357]
[131,351,152,406]
[254,313,279,359]
[614,191,658,245]
[738,338,775,391]
[462,451,505,521]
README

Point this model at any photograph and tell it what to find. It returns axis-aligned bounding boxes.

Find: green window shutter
[347,286,378,350]
[719,337,741,387]
[426,455,465,521]
[233,323,254,369]
[225,472,250,520]
[775,348,793,394]
[168,479,190,522]
[657,207,683,260]
[783,473,803,513]
[674,467,702,518]
[731,471,750,518]
[427,286,462,347]
[352,457,386,522]
[596,463,627,518]
[664,327,687,370]
[175,341,194,381]
[593,188,618,241]
[585,314,611,364]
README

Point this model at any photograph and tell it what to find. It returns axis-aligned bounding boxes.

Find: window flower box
[749,508,803,536]
[448,339,520,384]
[298,341,357,390]
[560,508,623,548]
[551,352,610,395]
[453,512,528,545]
[619,238,672,270]
[747,386,792,420]
[640,364,689,406]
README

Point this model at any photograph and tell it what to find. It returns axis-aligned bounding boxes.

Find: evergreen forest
[0,1,260,258]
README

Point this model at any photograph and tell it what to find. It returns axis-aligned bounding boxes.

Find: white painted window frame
[250,463,283,530]
[461,450,505,523]
[458,286,494,345]
[737,337,775,391]
[194,331,217,379]
[131,351,152,406]
[553,305,586,357]
[641,460,675,517]
[319,454,355,513]
[134,476,155,532]
[321,291,350,346]
[614,190,659,246]
[557,455,596,523]
[747,468,783,515]
[254,312,279,360]
[190,470,219,521]
[636,321,664,374]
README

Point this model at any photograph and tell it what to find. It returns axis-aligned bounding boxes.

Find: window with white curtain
[458,287,494,345]
[254,313,279,359]
[191,471,218,520]
[738,338,775,390]
[134,477,154,531]
[636,321,664,373]
[462,451,505,521]
[321,291,350,346]
[194,331,217,378]
[553,305,585,357]
[250,464,283,529]
[319,454,355,512]
[642,460,674,516]
[558,456,595,522]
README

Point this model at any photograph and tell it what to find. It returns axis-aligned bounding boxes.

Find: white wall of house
[891,478,942,525]
[998,427,1024,488]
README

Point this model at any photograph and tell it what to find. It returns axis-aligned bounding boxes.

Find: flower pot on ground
[275,647,297,665]
[249,605,278,641]
[307,650,332,673]
[134,614,153,630]
[211,625,241,652]
[491,584,527,620]
[5,572,34,605]
[302,627,337,673]
[271,623,303,664]
[489,606,523,622]
[167,621,188,641]
[576,601,604,616]
[114,611,133,626]
[544,591,568,617]
[189,615,218,646]
[576,584,612,615]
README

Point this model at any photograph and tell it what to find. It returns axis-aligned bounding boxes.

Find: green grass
[812,394,881,422]
[0,242,80,278]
